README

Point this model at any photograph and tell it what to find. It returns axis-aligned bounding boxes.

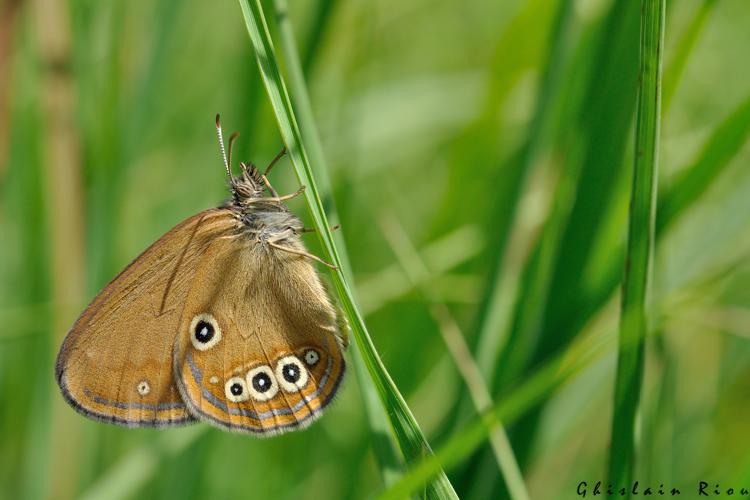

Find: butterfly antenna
[215,114,232,183]
[227,131,240,175]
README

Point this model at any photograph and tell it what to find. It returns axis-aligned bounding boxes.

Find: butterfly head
[230,162,266,202]
[215,115,288,207]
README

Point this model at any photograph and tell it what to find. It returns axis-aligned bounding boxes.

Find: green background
[1,0,749,498]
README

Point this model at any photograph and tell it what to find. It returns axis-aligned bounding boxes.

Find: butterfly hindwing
[173,234,346,435]
[56,209,238,427]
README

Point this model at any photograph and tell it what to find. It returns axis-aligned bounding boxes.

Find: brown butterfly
[55,116,347,435]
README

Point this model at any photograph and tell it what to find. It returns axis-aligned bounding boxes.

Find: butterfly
[55,116,347,435]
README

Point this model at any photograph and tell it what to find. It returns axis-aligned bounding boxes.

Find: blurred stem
[32,0,86,497]
[379,213,530,500]
[456,4,578,496]
[474,0,574,380]
[662,0,715,112]
[607,0,665,493]
[358,225,484,315]
[0,0,22,176]
[301,0,339,76]
[272,0,402,484]
[272,0,336,218]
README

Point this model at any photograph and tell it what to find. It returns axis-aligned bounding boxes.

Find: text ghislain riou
[577,481,750,497]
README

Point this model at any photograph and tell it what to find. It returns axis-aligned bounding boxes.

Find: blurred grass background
[1,0,750,498]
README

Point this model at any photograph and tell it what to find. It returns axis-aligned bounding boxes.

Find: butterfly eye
[246,366,279,401]
[275,356,309,393]
[189,314,222,351]
[303,349,320,367]
[224,376,250,403]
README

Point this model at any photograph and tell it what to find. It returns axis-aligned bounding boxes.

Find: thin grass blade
[237,0,457,497]
[607,0,666,492]
[271,0,403,483]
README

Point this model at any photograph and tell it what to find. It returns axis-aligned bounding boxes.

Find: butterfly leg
[263,147,287,176]
[268,185,306,203]
[267,241,337,269]
[248,185,305,204]
[261,174,279,197]
[258,148,288,197]
[301,224,341,233]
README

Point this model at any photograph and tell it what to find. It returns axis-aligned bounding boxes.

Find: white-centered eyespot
[303,349,320,367]
[137,380,150,396]
[275,355,309,393]
[224,376,250,403]
[189,313,222,351]
[246,365,279,401]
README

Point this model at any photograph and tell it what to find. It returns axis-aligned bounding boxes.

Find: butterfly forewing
[173,235,346,435]
[56,209,237,427]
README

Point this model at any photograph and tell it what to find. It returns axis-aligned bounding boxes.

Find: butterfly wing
[56,209,238,427]
[173,234,346,435]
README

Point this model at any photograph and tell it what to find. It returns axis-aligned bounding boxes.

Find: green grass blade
[607,0,666,492]
[556,87,750,359]
[527,0,641,382]
[459,4,641,492]
[469,6,641,487]
[237,0,457,497]
[271,0,403,483]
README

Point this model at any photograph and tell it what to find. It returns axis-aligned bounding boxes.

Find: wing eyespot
[303,349,320,367]
[224,377,250,403]
[276,355,309,393]
[137,380,151,396]
[189,313,222,351]
[246,365,279,401]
